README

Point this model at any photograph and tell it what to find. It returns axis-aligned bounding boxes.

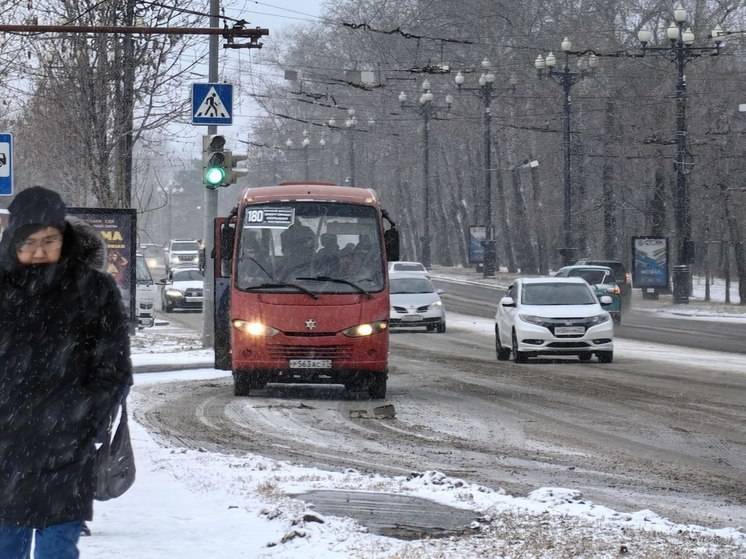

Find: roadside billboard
[67,207,137,330]
[631,236,669,289]
[468,225,489,264]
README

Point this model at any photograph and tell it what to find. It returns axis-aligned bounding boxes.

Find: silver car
[389,272,446,333]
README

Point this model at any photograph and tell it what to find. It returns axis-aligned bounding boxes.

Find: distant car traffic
[389,272,446,332]
[554,265,622,324]
[574,258,631,309]
[388,261,429,275]
[165,239,200,272]
[495,277,614,363]
[160,267,204,312]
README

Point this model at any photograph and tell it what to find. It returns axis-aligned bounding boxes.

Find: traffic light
[202,134,228,189]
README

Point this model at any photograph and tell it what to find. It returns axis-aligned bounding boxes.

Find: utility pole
[201,0,220,347]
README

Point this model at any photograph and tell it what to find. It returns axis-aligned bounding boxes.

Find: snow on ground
[77,315,746,558]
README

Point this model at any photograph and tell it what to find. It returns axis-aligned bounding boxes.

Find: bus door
[214,216,235,370]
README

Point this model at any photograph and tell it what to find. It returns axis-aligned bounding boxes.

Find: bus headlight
[342,320,388,337]
[232,320,279,337]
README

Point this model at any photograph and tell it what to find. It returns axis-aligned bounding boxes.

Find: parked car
[389,272,446,332]
[554,265,622,324]
[165,239,200,272]
[495,277,614,363]
[388,261,429,275]
[135,253,156,328]
[160,267,204,312]
[574,259,631,309]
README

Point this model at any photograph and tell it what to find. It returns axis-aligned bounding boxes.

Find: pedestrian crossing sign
[192,83,233,125]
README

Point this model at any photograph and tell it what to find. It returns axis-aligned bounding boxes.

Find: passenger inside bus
[314,233,340,275]
[278,222,316,279]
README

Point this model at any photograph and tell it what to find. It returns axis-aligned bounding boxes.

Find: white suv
[495,277,614,363]
[166,239,200,272]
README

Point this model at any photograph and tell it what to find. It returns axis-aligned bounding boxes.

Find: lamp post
[399,80,453,269]
[454,57,504,277]
[301,129,312,181]
[164,182,184,242]
[345,108,358,186]
[535,38,597,266]
[636,4,723,303]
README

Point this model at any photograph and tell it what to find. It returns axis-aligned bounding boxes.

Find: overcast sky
[162,0,327,168]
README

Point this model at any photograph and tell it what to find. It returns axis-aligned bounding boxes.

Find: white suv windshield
[172,242,198,252]
[236,202,384,294]
[522,283,595,305]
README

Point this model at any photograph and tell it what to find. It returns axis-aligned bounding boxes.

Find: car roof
[390,261,426,267]
[519,276,589,285]
[559,265,613,272]
[389,271,433,279]
[576,259,624,266]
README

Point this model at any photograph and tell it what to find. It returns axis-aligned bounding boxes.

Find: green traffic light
[204,166,226,187]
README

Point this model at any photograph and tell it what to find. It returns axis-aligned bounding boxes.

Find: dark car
[574,259,631,309]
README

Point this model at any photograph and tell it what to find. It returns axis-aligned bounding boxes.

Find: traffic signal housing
[202,134,228,189]
[202,134,248,187]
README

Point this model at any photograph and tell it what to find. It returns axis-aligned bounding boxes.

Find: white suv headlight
[518,314,546,326]
[587,312,611,326]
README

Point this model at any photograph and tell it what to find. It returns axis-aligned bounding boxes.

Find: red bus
[213,183,399,399]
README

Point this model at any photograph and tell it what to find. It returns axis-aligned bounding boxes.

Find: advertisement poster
[67,207,137,329]
[468,225,489,264]
[631,236,669,289]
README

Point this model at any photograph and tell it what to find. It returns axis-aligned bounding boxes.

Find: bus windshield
[236,202,385,294]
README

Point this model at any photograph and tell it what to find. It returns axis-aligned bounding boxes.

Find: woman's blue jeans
[0,521,82,559]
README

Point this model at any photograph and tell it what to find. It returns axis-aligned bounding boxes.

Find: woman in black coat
[0,187,132,558]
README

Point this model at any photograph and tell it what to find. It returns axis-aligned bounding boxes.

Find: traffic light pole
[201,0,220,348]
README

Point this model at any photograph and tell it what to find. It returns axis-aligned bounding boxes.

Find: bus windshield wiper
[295,276,371,296]
[244,282,319,299]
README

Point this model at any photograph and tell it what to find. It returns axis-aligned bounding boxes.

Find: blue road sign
[0,133,13,196]
[192,83,233,125]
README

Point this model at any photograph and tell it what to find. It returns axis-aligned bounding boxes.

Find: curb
[133,361,216,374]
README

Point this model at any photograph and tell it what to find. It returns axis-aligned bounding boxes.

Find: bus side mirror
[384,226,400,262]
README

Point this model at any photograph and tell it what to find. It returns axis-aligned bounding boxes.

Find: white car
[389,272,446,333]
[165,239,200,272]
[495,277,614,363]
[388,261,429,276]
[160,267,204,312]
[135,253,156,327]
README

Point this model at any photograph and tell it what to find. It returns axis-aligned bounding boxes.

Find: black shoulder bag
[94,400,136,501]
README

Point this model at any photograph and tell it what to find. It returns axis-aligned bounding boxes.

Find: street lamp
[345,107,358,185]
[454,57,509,277]
[399,80,453,268]
[301,129,311,181]
[535,37,598,266]
[636,3,723,303]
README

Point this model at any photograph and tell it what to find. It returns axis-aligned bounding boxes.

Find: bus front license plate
[289,359,332,369]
